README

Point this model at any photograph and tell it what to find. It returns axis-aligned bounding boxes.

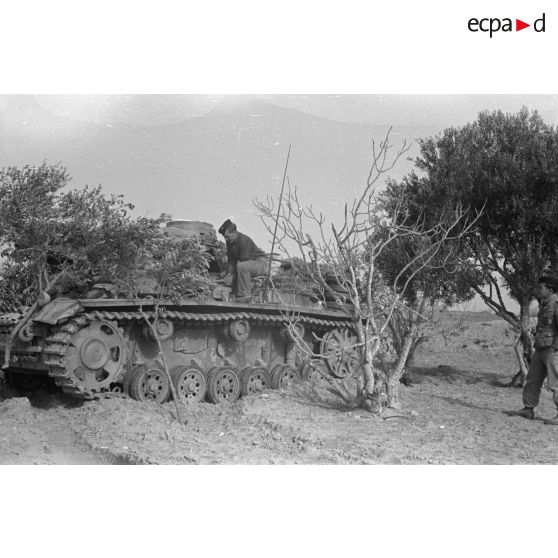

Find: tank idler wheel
[298,359,329,385]
[206,366,240,404]
[240,366,270,396]
[320,328,359,379]
[171,365,206,404]
[270,364,300,390]
[129,365,171,403]
[5,370,46,392]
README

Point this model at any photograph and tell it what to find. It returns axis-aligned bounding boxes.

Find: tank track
[41,309,352,399]
[82,309,351,328]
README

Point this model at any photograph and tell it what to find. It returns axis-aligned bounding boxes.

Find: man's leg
[508,350,546,418]
[523,350,547,408]
[235,259,268,298]
[543,349,558,424]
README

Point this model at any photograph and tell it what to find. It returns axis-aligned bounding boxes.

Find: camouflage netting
[270,268,322,297]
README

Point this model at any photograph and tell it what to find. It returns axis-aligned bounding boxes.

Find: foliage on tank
[0,163,215,308]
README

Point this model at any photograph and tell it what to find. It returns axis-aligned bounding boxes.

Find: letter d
[534,13,545,32]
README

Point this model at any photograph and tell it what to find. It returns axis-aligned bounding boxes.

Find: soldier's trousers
[523,347,558,409]
[233,258,268,297]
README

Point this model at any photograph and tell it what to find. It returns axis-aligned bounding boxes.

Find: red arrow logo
[516,19,530,31]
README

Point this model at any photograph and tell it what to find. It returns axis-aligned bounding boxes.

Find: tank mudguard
[32,299,84,325]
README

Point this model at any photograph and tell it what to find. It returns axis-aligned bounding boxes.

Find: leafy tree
[373,211,479,385]
[1,163,213,304]
[0,163,71,309]
[1,162,214,373]
[386,108,558,383]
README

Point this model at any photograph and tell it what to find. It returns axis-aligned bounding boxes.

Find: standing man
[508,275,558,424]
[218,219,268,303]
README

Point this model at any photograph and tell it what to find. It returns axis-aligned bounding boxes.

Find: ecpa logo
[468,13,546,37]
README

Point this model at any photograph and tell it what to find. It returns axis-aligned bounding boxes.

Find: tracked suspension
[33,309,352,399]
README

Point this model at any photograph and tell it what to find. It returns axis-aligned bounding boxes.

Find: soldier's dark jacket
[226,232,266,266]
[534,293,558,350]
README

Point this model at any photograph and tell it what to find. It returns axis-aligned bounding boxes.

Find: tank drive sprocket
[44,316,129,398]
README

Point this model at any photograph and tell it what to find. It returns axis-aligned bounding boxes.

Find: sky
[2,95,558,229]
[2,93,558,126]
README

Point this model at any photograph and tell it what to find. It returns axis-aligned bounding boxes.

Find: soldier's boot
[506,407,535,420]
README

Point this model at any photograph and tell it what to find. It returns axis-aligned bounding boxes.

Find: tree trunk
[508,296,532,387]
[138,306,185,426]
[405,338,422,369]
[150,324,185,426]
[400,338,423,386]
[361,360,380,412]
[386,323,418,408]
[359,336,384,413]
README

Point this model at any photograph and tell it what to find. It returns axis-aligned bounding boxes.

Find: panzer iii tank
[0,221,357,403]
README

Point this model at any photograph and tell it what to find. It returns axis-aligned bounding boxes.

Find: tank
[0,221,357,403]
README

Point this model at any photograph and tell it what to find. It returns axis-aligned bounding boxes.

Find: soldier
[508,275,558,424]
[218,219,268,303]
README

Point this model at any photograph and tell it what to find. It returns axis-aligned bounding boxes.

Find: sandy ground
[2,312,558,465]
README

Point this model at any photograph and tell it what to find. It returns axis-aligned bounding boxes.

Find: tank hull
[1,298,353,401]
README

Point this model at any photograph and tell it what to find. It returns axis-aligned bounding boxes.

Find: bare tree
[256,130,478,413]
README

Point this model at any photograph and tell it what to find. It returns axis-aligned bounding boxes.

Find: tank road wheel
[320,328,359,379]
[270,364,300,390]
[129,365,171,403]
[206,366,240,404]
[171,365,206,404]
[122,364,143,396]
[240,366,270,396]
[298,359,329,385]
[48,319,128,397]
[281,323,305,343]
[143,319,174,342]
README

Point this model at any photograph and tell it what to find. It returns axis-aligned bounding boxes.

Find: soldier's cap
[218,219,236,235]
[538,275,558,290]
